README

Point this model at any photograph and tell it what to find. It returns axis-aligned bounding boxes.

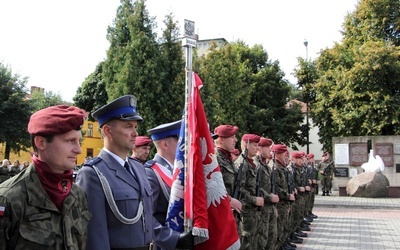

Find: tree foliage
[73,62,108,120]
[74,0,306,148]
[103,0,163,134]
[0,63,32,159]
[298,0,400,152]
[197,41,305,146]
[30,90,64,112]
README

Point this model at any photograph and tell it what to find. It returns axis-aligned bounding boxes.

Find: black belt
[111,245,151,250]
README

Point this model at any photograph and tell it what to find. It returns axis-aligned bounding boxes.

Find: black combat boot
[326,190,331,196]
[322,191,326,196]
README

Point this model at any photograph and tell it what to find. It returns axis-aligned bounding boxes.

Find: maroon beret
[214,125,238,138]
[271,144,287,154]
[258,138,273,147]
[291,151,305,159]
[307,153,314,159]
[28,105,85,135]
[231,148,240,156]
[135,136,152,147]
[242,134,260,143]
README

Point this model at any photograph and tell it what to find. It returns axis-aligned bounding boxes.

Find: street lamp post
[304,39,309,154]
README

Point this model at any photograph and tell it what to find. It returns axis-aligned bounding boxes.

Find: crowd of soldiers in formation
[213,124,334,250]
[0,159,30,184]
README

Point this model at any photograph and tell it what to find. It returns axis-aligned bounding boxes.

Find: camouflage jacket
[216,148,237,197]
[273,160,291,203]
[318,159,334,176]
[292,164,304,192]
[254,156,273,204]
[234,154,257,207]
[0,165,91,250]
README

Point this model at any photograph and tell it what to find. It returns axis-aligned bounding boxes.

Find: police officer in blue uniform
[144,120,193,250]
[76,95,154,250]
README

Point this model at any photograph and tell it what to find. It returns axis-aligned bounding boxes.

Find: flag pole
[182,19,196,233]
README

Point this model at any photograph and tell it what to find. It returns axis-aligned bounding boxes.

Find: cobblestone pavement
[296,192,400,250]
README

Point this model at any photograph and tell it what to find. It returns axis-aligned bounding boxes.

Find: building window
[88,123,93,137]
[87,148,93,158]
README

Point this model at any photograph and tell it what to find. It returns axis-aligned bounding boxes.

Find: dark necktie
[124,162,137,179]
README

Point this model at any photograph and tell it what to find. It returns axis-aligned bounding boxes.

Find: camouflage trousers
[275,202,291,250]
[321,175,332,192]
[239,205,261,250]
[257,204,278,250]
[293,194,305,229]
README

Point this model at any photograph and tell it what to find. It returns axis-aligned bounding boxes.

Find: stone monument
[346,150,389,197]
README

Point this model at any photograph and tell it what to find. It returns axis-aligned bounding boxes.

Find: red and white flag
[166,72,240,250]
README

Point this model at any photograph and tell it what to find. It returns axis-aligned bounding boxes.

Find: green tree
[243,44,304,145]
[103,0,162,134]
[73,62,108,120]
[157,13,185,121]
[197,41,304,146]
[197,41,252,134]
[0,63,33,159]
[30,90,64,112]
[309,0,400,152]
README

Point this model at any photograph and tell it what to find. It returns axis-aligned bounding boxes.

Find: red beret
[135,136,152,147]
[28,105,85,135]
[271,144,287,154]
[258,138,273,147]
[242,134,260,143]
[291,151,305,159]
[307,153,314,159]
[231,148,240,155]
[214,125,238,138]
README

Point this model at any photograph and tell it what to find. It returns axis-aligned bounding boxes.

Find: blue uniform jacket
[145,154,179,250]
[75,150,154,250]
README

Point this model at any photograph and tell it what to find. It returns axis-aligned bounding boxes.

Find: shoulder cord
[92,165,143,225]
[152,167,170,201]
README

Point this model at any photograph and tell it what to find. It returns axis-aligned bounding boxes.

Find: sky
[0,0,360,102]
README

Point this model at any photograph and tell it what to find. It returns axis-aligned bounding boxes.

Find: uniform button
[126,193,129,197]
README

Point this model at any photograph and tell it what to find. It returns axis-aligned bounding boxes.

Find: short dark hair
[31,134,54,156]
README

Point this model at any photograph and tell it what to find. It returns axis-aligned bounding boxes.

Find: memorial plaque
[394,143,400,155]
[335,144,349,165]
[349,143,368,166]
[334,167,349,177]
[375,143,393,167]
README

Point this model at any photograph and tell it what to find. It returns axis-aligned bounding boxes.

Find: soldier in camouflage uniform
[235,134,263,250]
[0,105,91,249]
[255,138,279,250]
[271,144,295,250]
[290,152,311,245]
[318,152,334,196]
[214,125,242,232]
[306,153,318,218]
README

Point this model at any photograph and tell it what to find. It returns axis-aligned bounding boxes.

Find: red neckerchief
[32,155,73,211]
[261,157,267,164]
[217,147,233,162]
[247,158,256,168]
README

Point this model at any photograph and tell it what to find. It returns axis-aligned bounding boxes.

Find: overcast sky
[0,0,359,102]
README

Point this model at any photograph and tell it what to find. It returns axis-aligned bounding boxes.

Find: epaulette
[143,160,156,168]
[83,157,102,167]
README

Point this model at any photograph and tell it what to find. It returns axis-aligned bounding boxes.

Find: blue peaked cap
[92,95,143,127]
[148,120,182,141]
